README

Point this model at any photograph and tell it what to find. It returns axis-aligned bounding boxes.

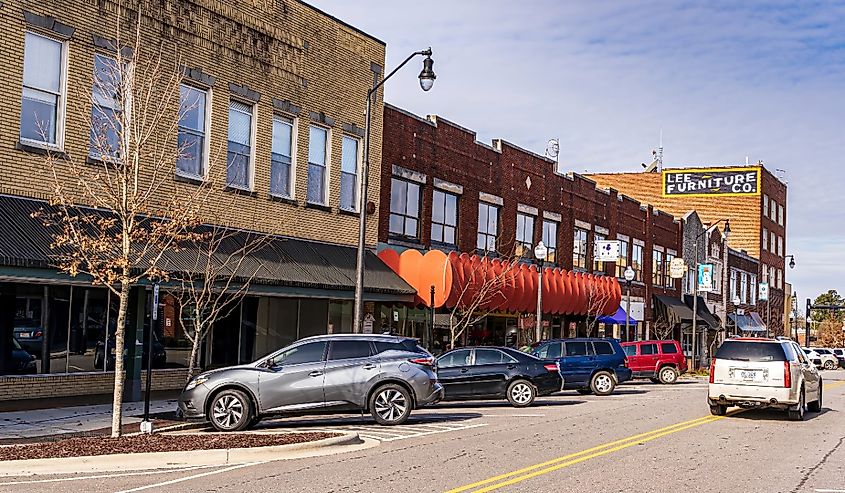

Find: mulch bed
[0,432,339,461]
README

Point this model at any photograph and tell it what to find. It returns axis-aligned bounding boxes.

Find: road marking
[824,380,845,391]
[254,421,487,442]
[445,413,728,493]
[815,489,845,492]
[483,414,545,418]
[0,465,215,486]
[114,461,266,493]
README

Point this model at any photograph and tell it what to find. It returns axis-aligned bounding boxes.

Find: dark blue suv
[530,338,632,396]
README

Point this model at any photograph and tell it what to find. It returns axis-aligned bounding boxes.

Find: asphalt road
[3,370,845,493]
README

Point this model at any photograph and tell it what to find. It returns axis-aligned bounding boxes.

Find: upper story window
[763,194,769,217]
[226,100,253,190]
[777,268,783,289]
[389,178,420,239]
[770,231,776,254]
[778,204,784,226]
[664,252,675,289]
[750,274,757,304]
[762,228,768,251]
[307,125,329,205]
[730,269,738,301]
[339,136,360,211]
[177,84,208,178]
[777,236,783,257]
[20,32,66,147]
[740,272,748,304]
[542,220,558,264]
[632,243,644,281]
[770,198,777,221]
[89,54,122,160]
[616,237,629,277]
[431,189,458,246]
[477,202,499,253]
[573,228,588,270]
[270,115,294,198]
[515,213,535,258]
[652,249,664,286]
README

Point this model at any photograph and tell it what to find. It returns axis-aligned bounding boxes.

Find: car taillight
[409,357,435,367]
[544,363,558,372]
[34,331,42,338]
[783,361,791,388]
[709,358,716,383]
[623,357,629,368]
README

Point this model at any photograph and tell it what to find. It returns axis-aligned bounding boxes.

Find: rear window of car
[623,345,637,357]
[661,343,678,354]
[374,340,426,354]
[593,341,614,355]
[565,342,592,356]
[715,341,787,362]
[535,343,562,359]
[641,343,658,355]
[475,349,517,365]
[328,340,373,360]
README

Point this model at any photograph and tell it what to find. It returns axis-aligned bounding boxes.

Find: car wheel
[590,371,616,396]
[506,379,536,407]
[209,389,253,432]
[808,384,822,413]
[823,360,835,370]
[576,388,593,395]
[370,384,412,426]
[658,366,679,384]
[788,389,806,421]
[709,404,727,416]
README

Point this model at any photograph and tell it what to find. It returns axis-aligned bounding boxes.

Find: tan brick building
[0,0,415,395]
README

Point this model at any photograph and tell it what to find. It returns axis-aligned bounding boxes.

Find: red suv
[621,340,687,384]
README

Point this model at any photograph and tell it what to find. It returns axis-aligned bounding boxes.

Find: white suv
[708,338,822,421]
[809,348,840,370]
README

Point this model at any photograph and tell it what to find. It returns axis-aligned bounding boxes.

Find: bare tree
[34,8,213,437]
[817,319,845,348]
[652,314,674,340]
[583,279,615,337]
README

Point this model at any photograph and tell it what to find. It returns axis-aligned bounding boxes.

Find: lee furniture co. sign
[662,167,761,197]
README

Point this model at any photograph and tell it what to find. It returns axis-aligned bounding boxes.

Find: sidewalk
[0,399,179,441]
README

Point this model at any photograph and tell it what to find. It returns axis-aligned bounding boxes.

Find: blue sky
[311,0,845,311]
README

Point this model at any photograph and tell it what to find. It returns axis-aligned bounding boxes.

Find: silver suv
[178,334,444,431]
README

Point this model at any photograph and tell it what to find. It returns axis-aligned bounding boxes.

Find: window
[664,252,675,288]
[641,343,658,355]
[474,349,516,365]
[516,213,535,258]
[270,341,326,366]
[770,232,776,254]
[535,342,562,359]
[777,236,783,257]
[593,341,614,355]
[623,345,637,357]
[543,220,559,264]
[374,340,425,354]
[89,54,122,160]
[715,341,787,362]
[307,125,329,204]
[777,268,782,289]
[661,343,678,354]
[340,136,359,211]
[730,269,738,301]
[438,349,471,368]
[616,238,629,277]
[593,232,605,270]
[573,228,588,270]
[389,178,421,238]
[632,243,644,281]
[431,189,458,245]
[477,202,499,252]
[778,204,784,226]
[270,115,294,197]
[564,341,592,356]
[770,198,776,221]
[652,250,663,286]
[763,194,769,217]
[740,272,748,304]
[328,340,372,360]
[750,274,757,304]
[177,84,208,178]
[770,266,776,287]
[762,228,768,251]
[21,32,65,146]
[226,100,253,189]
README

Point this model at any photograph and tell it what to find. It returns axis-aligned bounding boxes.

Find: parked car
[708,337,822,420]
[178,334,444,431]
[810,348,840,370]
[9,338,37,374]
[621,339,687,384]
[12,318,43,357]
[830,348,845,368]
[436,346,562,407]
[801,348,830,370]
[94,331,167,370]
[529,338,632,396]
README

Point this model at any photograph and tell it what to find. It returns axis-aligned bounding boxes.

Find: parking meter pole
[429,285,435,350]
[142,285,158,433]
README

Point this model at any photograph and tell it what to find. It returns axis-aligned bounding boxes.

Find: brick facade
[0,368,189,401]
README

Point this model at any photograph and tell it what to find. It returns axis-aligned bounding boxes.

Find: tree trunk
[187,321,202,383]
[111,280,130,438]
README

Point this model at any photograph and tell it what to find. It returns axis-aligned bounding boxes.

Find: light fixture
[418,53,436,92]
[789,256,795,269]
[723,219,731,238]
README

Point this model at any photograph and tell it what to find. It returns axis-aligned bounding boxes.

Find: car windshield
[716,341,787,362]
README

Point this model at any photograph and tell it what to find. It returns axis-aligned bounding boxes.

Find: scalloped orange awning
[377,248,621,316]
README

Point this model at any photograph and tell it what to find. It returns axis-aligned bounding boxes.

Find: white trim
[543,210,562,222]
[339,133,361,212]
[19,31,68,150]
[632,238,645,247]
[306,124,331,206]
[616,233,630,241]
[433,177,463,194]
[653,244,665,252]
[392,164,427,184]
[594,225,609,235]
[574,219,591,230]
[268,113,297,199]
[667,249,678,256]
[479,192,503,206]
[517,203,538,216]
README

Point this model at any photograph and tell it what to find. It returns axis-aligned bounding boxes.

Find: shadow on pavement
[433,399,585,410]
[252,411,484,430]
[728,407,834,422]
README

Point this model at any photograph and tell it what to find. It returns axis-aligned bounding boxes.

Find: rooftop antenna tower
[641,130,663,173]
[657,130,664,172]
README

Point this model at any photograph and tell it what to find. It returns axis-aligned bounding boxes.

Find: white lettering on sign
[663,169,759,196]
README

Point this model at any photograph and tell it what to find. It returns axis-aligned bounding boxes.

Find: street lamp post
[534,241,548,343]
[624,266,635,342]
[731,296,740,336]
[691,219,730,370]
[352,49,436,333]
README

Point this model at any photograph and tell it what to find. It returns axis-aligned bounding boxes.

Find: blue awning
[597,307,638,326]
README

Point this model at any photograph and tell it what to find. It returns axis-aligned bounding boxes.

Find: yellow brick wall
[0,0,385,247]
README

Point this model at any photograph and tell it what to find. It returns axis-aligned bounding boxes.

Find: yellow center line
[824,380,845,391]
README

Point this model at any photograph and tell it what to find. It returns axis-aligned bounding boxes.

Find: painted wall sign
[662,167,761,196]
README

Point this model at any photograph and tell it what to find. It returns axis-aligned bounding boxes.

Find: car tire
[370,384,412,426]
[209,389,253,432]
[576,388,593,395]
[506,379,536,407]
[788,389,806,421]
[808,384,822,413]
[709,404,727,416]
[658,366,679,384]
[590,371,616,396]
[823,360,836,370]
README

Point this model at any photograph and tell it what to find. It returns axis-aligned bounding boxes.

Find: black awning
[684,295,721,329]
[0,194,415,299]
[653,295,698,326]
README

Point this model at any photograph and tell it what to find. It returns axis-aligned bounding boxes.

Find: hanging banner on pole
[697,264,714,292]
[594,240,621,262]
[669,258,686,279]
[758,282,769,301]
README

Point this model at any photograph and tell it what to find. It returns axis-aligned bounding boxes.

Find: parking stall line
[114,461,267,493]
[0,465,216,486]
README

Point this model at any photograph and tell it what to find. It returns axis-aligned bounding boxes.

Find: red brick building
[378,104,684,344]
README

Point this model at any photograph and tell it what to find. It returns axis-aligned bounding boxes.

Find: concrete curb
[0,432,363,477]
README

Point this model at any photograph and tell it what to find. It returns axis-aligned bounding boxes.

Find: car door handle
[362,364,376,370]
[507,365,516,370]
[460,368,469,373]
[309,371,324,377]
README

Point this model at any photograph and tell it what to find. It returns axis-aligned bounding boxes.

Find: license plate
[740,370,758,381]
[18,332,31,338]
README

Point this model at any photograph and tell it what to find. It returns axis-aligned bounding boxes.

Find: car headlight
[184,375,209,391]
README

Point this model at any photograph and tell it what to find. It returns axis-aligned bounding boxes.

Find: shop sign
[663,167,761,196]
[669,258,686,278]
[594,240,621,262]
[697,264,714,292]
[759,282,769,301]
[363,313,375,334]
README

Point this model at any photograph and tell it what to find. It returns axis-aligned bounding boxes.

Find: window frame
[515,212,536,259]
[431,188,459,246]
[616,237,629,278]
[175,83,212,180]
[542,220,559,264]
[225,98,256,190]
[652,249,664,286]
[269,113,297,199]
[632,242,644,281]
[476,201,500,254]
[327,339,373,361]
[388,177,422,240]
[306,124,331,206]
[339,134,361,212]
[762,228,768,251]
[573,227,589,270]
[20,31,68,150]
[89,53,125,162]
